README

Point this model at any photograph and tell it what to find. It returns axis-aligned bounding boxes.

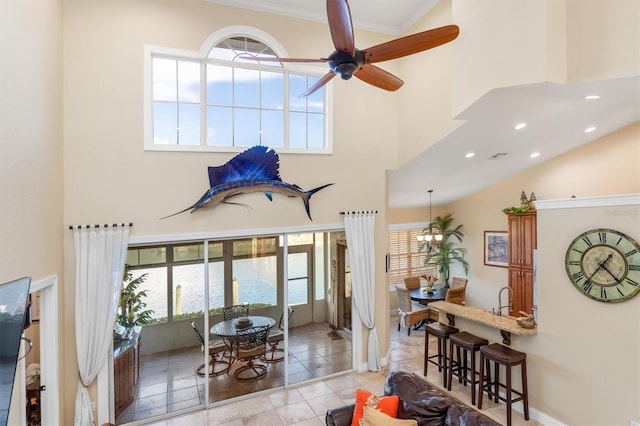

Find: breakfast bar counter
[429,301,537,345]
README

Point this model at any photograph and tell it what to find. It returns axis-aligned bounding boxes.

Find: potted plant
[117,265,154,329]
[423,213,469,287]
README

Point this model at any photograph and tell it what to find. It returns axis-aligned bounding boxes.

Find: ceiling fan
[242,0,459,96]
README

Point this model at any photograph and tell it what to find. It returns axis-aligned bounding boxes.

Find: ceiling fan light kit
[244,0,459,96]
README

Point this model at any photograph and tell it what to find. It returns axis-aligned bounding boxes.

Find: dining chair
[395,286,430,335]
[264,307,294,363]
[445,281,467,305]
[447,277,469,305]
[233,325,270,380]
[223,304,250,320]
[404,276,421,290]
[189,321,230,376]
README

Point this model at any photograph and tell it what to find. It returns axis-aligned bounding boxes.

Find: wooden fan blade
[300,72,336,97]
[327,0,355,56]
[362,25,459,64]
[354,64,404,91]
[239,55,330,63]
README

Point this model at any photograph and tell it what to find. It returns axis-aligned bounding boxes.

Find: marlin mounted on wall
[162,146,334,221]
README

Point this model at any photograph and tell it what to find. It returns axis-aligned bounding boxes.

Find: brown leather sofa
[325,371,499,426]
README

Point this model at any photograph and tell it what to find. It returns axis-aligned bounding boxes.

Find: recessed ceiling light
[530,152,540,158]
[465,152,475,158]
[584,126,596,133]
[514,123,527,130]
[584,95,600,100]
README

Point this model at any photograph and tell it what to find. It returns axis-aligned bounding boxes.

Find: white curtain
[73,224,130,426]
[343,211,381,371]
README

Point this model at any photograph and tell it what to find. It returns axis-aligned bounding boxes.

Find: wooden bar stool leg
[447,339,454,390]
[522,360,530,420]
[442,337,448,388]
[506,362,512,426]
[424,333,429,376]
[477,352,485,409]
[493,361,500,403]
[470,348,477,405]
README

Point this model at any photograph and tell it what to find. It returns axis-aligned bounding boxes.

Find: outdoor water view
[133,253,308,323]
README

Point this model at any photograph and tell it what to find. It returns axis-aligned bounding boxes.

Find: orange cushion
[351,388,400,426]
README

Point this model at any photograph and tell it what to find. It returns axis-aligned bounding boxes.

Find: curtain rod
[68,223,133,230]
[339,210,378,215]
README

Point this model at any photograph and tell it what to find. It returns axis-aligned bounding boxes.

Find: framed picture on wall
[484,231,509,267]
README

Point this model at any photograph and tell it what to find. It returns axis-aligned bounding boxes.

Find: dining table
[211,315,276,337]
[409,287,448,305]
[409,287,448,330]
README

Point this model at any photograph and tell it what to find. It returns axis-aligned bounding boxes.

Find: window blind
[388,228,437,289]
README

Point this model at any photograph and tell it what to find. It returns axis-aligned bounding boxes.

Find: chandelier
[417,189,443,251]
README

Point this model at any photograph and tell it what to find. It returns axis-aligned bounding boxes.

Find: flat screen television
[0,277,31,426]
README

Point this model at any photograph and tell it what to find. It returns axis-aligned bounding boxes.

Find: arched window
[144,26,330,153]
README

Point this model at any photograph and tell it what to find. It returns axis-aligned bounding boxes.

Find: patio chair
[395,286,430,335]
[223,304,249,320]
[190,321,230,376]
[234,325,270,380]
[264,307,294,363]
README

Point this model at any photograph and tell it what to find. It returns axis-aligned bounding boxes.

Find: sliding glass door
[114,230,352,425]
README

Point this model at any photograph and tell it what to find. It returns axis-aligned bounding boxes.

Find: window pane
[289,112,306,148]
[154,102,177,145]
[289,74,306,111]
[135,267,168,323]
[177,61,200,103]
[234,108,260,146]
[307,82,324,113]
[208,261,224,312]
[208,241,223,261]
[287,234,313,245]
[261,109,284,147]
[288,278,308,305]
[207,64,232,106]
[261,71,284,109]
[178,103,200,145]
[173,244,203,263]
[153,57,176,102]
[232,257,277,308]
[308,112,324,149]
[234,68,259,108]
[173,264,204,317]
[207,106,233,146]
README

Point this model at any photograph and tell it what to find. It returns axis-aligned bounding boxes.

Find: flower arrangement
[421,274,437,292]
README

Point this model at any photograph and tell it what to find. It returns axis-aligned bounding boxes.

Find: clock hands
[586,253,614,282]
[600,263,622,284]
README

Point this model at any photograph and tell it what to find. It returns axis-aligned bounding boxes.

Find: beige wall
[0,0,64,424]
[1,0,638,423]
[392,123,639,424]
[62,0,397,421]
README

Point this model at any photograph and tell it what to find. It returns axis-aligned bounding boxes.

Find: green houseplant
[117,265,154,329]
[423,213,469,287]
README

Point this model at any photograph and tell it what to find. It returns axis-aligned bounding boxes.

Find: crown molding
[535,193,640,210]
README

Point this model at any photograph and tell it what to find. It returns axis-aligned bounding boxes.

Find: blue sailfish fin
[208,145,281,187]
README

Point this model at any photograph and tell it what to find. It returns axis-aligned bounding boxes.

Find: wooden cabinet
[507,211,537,315]
[114,327,141,418]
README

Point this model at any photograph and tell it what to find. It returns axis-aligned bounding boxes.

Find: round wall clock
[565,228,640,302]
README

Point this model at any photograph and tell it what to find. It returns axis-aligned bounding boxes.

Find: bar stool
[424,322,459,388]
[447,331,488,405]
[478,343,529,426]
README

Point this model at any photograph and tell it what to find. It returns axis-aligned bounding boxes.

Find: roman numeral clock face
[565,229,640,302]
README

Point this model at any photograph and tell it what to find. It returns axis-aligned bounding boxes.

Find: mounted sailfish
[161,146,334,220]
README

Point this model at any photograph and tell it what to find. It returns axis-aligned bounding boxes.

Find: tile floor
[116,322,352,424]
[124,318,542,425]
